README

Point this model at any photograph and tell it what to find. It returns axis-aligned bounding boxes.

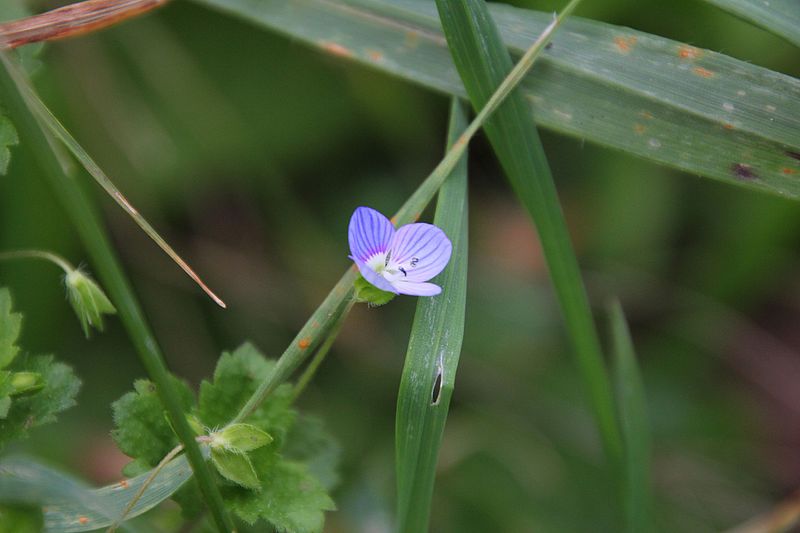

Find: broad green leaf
[0,288,21,369]
[211,448,260,490]
[435,0,621,461]
[0,454,197,532]
[225,458,335,533]
[196,343,295,445]
[283,415,341,491]
[112,378,195,468]
[609,300,652,533]
[0,355,80,451]
[395,99,469,533]
[195,0,800,198]
[700,0,800,47]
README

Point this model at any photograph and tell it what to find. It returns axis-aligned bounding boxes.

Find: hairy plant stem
[0,54,234,533]
[0,249,76,273]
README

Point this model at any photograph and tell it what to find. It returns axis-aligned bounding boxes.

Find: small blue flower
[348,206,452,296]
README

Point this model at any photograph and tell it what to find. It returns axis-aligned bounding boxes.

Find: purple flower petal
[348,207,394,263]
[352,257,398,294]
[387,223,452,282]
[392,280,442,296]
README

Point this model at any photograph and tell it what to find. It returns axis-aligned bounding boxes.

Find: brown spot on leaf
[78,517,89,525]
[693,67,715,78]
[118,479,129,489]
[723,123,735,130]
[613,36,636,53]
[634,123,646,134]
[731,163,757,180]
[298,338,311,350]
[678,46,701,59]
[320,41,352,58]
[786,151,800,161]
[639,111,654,120]
[367,49,383,62]
[782,168,796,175]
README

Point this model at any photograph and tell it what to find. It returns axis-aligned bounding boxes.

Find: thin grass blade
[608,300,652,533]
[193,0,800,199]
[700,0,800,47]
[434,0,621,461]
[395,99,469,533]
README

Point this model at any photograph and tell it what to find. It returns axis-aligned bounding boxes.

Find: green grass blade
[700,0,800,47]
[193,0,800,198]
[395,99,469,533]
[0,454,198,532]
[434,0,622,461]
[608,300,652,533]
[0,54,235,533]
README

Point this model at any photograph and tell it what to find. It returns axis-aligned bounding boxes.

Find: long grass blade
[700,0,800,47]
[434,0,622,461]
[0,52,235,533]
[609,300,652,533]
[193,0,800,199]
[395,98,469,533]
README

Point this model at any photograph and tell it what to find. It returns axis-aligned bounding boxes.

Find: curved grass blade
[434,0,622,461]
[0,454,198,532]
[193,0,800,199]
[0,52,235,533]
[700,0,800,47]
[608,300,652,533]
[0,47,225,307]
[395,99,468,533]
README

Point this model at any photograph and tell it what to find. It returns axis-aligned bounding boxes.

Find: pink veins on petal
[348,206,452,296]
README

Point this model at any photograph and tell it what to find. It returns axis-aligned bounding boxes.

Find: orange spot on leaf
[634,123,646,134]
[723,123,735,130]
[298,338,311,350]
[782,167,796,175]
[639,111,654,120]
[693,67,714,78]
[414,212,421,221]
[678,46,701,59]
[119,479,129,489]
[78,517,89,525]
[320,41,352,58]
[367,49,383,62]
[390,216,398,225]
[613,36,633,53]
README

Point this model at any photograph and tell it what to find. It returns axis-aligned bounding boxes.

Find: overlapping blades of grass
[434,0,621,461]
[700,0,800,47]
[194,0,800,198]
[395,99,468,533]
[609,300,652,533]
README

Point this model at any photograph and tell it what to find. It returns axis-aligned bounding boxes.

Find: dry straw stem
[0,0,170,49]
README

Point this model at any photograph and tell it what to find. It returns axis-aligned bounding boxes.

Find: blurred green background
[1,0,800,531]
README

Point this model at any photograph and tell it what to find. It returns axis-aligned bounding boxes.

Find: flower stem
[0,249,76,274]
[0,53,234,532]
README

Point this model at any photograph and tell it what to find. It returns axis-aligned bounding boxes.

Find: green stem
[290,298,355,403]
[0,249,76,274]
[0,54,235,532]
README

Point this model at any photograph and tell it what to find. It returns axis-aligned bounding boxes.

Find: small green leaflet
[0,288,21,369]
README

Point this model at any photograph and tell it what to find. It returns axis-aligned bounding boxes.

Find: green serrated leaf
[0,396,10,419]
[0,355,80,451]
[197,343,295,445]
[225,458,335,532]
[211,448,260,490]
[212,423,273,453]
[284,414,342,491]
[112,377,194,467]
[0,288,22,369]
